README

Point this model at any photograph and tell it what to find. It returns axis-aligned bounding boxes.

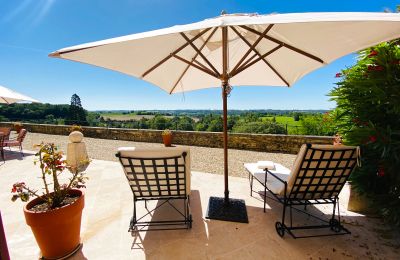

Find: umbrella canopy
[0,85,40,104]
[50,12,400,92]
[50,12,400,222]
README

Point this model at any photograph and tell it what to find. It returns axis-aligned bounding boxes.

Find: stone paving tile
[1,146,399,259]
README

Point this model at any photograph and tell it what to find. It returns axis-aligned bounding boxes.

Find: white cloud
[2,0,56,26]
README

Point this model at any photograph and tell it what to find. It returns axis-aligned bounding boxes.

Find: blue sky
[0,0,398,111]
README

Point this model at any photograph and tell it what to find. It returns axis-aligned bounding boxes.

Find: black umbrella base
[205,196,249,223]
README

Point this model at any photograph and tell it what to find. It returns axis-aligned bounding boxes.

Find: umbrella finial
[221,10,227,15]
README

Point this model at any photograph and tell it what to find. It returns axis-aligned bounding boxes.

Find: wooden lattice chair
[245,144,360,238]
[4,128,27,157]
[116,147,192,231]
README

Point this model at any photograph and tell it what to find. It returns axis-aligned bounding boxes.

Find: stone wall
[0,122,333,154]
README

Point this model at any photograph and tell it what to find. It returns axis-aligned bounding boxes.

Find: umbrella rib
[1,97,10,104]
[232,44,283,77]
[180,32,221,77]
[193,60,212,71]
[263,60,290,86]
[49,45,107,57]
[141,27,212,78]
[231,26,289,86]
[239,53,258,70]
[169,27,219,94]
[231,24,274,75]
[239,25,324,64]
[172,54,219,78]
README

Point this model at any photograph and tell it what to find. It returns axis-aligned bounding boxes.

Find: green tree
[207,117,223,132]
[329,40,400,226]
[149,115,170,130]
[293,113,300,121]
[300,113,335,136]
[176,116,194,131]
[67,94,88,125]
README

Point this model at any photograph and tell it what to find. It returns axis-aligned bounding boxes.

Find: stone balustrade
[0,122,333,154]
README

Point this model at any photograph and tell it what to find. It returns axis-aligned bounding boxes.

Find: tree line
[0,96,335,136]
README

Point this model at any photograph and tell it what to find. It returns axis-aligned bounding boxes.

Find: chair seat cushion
[4,140,19,146]
[244,163,291,195]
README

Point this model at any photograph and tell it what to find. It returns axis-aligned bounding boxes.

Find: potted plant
[70,124,83,133]
[161,129,172,147]
[13,122,23,133]
[11,143,89,259]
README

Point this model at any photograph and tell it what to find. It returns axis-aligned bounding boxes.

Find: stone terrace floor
[1,146,400,259]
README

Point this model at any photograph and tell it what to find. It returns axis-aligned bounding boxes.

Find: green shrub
[300,113,336,136]
[329,40,400,226]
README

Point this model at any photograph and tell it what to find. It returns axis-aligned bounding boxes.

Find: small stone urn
[67,131,89,173]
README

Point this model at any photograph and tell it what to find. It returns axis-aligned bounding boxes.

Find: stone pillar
[67,131,89,173]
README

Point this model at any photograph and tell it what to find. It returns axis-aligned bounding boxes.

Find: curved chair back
[286,144,359,200]
[17,129,27,143]
[117,147,191,197]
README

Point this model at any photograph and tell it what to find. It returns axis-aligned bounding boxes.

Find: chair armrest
[265,170,287,184]
[265,169,288,198]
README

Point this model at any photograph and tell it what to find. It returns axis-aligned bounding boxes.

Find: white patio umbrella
[0,85,40,104]
[50,12,400,222]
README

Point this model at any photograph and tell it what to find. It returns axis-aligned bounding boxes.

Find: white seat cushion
[244,163,291,195]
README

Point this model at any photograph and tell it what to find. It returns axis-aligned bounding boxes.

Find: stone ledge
[0,122,333,154]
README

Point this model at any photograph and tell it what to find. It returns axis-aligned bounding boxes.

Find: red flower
[335,73,342,78]
[367,65,384,71]
[377,167,385,177]
[369,135,377,142]
[391,60,400,65]
[11,187,16,193]
[368,50,378,57]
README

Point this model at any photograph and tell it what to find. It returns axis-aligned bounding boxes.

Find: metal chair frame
[0,134,4,163]
[116,152,192,231]
[248,144,358,238]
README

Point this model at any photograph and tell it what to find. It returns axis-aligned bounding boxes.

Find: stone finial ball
[69,131,83,143]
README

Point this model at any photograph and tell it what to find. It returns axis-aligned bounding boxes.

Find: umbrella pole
[222,81,229,203]
[222,25,229,204]
[204,26,248,223]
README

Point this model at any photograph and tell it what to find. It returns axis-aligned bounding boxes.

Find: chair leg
[250,175,254,197]
[19,144,24,157]
[263,184,267,212]
[275,201,287,237]
[130,198,137,232]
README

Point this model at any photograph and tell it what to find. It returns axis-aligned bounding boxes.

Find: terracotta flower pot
[162,134,172,147]
[23,189,85,259]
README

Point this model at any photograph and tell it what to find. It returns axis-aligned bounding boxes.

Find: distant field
[262,116,301,125]
[262,116,303,134]
[100,113,168,121]
[101,113,200,121]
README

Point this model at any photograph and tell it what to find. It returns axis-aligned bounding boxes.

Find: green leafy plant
[70,124,83,133]
[329,40,400,226]
[162,129,172,136]
[11,143,88,210]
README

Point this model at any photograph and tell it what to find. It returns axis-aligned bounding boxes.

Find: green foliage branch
[329,40,400,226]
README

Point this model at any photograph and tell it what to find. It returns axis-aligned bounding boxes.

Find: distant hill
[94,109,329,116]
